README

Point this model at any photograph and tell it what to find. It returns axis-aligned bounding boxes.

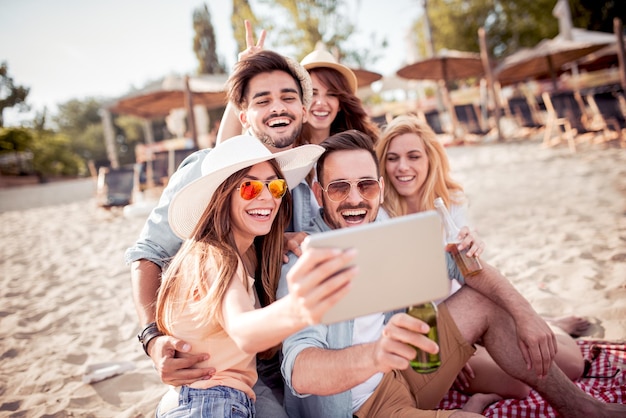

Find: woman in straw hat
[154,135,355,417]
[298,48,379,147]
[376,114,587,400]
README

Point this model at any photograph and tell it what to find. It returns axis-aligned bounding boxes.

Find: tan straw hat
[300,49,359,94]
[285,56,314,109]
[169,135,324,239]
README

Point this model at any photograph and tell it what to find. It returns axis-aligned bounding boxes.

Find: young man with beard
[126,50,314,418]
[278,129,626,418]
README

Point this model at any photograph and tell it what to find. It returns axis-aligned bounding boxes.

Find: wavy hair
[156,159,291,359]
[376,114,464,217]
[297,67,379,147]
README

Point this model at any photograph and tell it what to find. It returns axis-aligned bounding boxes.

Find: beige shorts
[354,303,474,418]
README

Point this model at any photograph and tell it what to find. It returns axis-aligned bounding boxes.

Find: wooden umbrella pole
[546,55,558,90]
[440,80,462,141]
[184,75,198,149]
[479,27,502,141]
[614,18,626,91]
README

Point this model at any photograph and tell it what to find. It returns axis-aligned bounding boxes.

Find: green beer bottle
[406,302,441,373]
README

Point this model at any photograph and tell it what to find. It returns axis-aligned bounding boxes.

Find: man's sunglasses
[319,179,381,202]
[238,179,287,200]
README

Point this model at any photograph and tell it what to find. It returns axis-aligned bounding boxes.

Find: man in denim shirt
[278,130,626,418]
[125,50,315,418]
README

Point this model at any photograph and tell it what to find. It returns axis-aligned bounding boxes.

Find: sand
[1,137,625,417]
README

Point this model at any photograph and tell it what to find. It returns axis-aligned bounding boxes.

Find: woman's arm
[221,247,356,354]
[215,102,244,145]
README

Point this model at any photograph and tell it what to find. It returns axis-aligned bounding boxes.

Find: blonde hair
[376,114,464,217]
[156,160,291,359]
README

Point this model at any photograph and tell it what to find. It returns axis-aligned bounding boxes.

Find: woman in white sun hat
[154,135,355,417]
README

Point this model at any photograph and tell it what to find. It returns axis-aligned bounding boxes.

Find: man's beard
[322,199,375,230]
[255,129,300,149]
[255,132,298,149]
[252,114,302,149]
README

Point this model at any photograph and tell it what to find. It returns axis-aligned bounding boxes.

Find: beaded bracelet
[137,322,164,357]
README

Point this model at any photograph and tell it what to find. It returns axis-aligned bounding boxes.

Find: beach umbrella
[109,74,228,119]
[567,44,620,73]
[351,67,383,89]
[396,50,485,139]
[109,74,228,149]
[396,49,484,81]
[495,37,611,88]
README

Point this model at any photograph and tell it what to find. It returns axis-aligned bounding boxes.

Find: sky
[0,0,421,126]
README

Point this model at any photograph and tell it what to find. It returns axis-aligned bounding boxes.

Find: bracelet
[137,322,164,357]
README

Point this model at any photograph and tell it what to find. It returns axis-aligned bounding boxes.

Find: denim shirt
[124,148,317,268]
[278,212,464,418]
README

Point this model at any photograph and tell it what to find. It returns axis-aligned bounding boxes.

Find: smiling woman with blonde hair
[376,114,464,219]
[375,114,586,401]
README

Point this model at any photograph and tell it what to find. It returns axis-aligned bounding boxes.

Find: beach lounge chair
[454,103,490,136]
[96,166,135,208]
[541,91,608,153]
[423,109,445,135]
[507,96,544,129]
[584,90,625,145]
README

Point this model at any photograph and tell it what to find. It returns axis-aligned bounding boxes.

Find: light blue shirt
[278,211,464,418]
[124,149,316,268]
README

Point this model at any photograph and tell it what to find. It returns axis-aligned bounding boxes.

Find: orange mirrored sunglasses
[238,179,287,200]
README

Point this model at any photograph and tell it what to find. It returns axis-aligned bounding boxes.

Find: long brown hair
[376,114,464,217]
[156,159,291,358]
[297,67,379,146]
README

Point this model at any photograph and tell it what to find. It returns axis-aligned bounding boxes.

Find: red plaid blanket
[438,340,626,417]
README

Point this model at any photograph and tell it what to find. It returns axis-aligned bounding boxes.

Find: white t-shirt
[351,313,385,412]
[446,202,470,297]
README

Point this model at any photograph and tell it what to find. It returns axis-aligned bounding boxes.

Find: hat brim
[169,141,324,240]
[303,61,359,94]
[285,57,313,109]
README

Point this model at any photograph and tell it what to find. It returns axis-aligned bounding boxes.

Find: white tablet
[303,211,450,324]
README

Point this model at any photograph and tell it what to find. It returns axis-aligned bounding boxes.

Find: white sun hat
[168,135,324,239]
[300,49,359,94]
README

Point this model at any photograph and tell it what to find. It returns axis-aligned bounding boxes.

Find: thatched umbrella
[396,50,484,138]
[495,37,611,89]
[109,74,228,119]
[351,67,383,89]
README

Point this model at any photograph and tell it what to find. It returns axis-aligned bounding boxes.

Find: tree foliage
[250,0,386,66]
[232,0,262,55]
[576,0,626,33]
[0,127,84,177]
[114,114,145,166]
[416,0,625,60]
[53,98,109,166]
[254,0,342,59]
[193,4,227,74]
[0,126,33,153]
[0,62,30,128]
[419,0,559,59]
[29,129,85,176]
